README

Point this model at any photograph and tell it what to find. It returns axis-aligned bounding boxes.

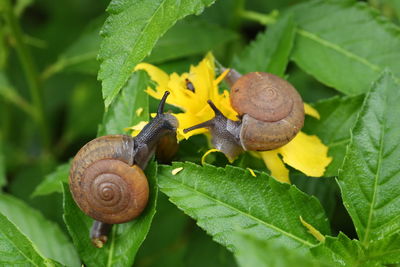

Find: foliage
[98,0,217,107]
[1,0,400,266]
[338,71,400,244]
[158,162,330,252]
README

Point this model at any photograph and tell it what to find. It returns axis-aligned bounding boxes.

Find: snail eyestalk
[133,91,178,168]
[157,91,170,115]
[183,100,225,133]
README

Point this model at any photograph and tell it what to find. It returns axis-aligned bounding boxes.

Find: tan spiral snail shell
[231,72,304,151]
[69,135,149,224]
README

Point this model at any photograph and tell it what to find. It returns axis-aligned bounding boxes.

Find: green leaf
[310,233,400,266]
[158,162,330,253]
[338,71,400,244]
[232,14,296,77]
[97,71,149,136]
[98,0,216,107]
[302,94,364,177]
[287,66,338,103]
[291,0,400,95]
[311,233,368,267]
[366,233,400,265]
[292,174,338,219]
[0,212,62,266]
[32,162,70,197]
[45,16,235,78]
[234,233,329,267]
[7,163,65,228]
[146,19,237,64]
[63,161,158,266]
[310,232,400,266]
[0,194,80,266]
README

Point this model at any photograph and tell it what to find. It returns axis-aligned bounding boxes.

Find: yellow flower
[135,52,237,141]
[133,53,332,183]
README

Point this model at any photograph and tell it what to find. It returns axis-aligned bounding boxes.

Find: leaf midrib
[0,225,43,267]
[123,0,167,66]
[296,28,381,73]
[328,138,349,148]
[106,224,117,267]
[162,177,315,248]
[297,28,400,86]
[363,98,387,245]
[103,0,168,104]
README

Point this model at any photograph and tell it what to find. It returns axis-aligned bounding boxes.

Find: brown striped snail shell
[184,70,304,159]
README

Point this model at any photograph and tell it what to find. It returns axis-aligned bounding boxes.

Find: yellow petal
[171,167,184,175]
[277,132,332,177]
[125,121,148,137]
[247,168,257,177]
[304,103,320,119]
[201,148,234,164]
[136,107,143,116]
[259,151,290,183]
[173,113,208,141]
[135,63,169,89]
[167,73,200,112]
[214,68,230,86]
[299,216,325,242]
[216,90,238,121]
[190,55,215,102]
[145,87,165,100]
[201,148,220,165]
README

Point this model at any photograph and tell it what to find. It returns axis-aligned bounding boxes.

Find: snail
[184,69,304,159]
[69,91,177,247]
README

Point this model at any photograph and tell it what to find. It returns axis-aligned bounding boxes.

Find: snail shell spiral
[230,72,304,151]
[69,135,149,224]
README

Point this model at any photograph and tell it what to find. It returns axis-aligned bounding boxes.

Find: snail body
[69,92,177,247]
[184,70,304,159]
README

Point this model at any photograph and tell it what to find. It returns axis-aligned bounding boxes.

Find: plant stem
[0,84,36,117]
[3,0,50,148]
[239,9,279,25]
[232,0,246,29]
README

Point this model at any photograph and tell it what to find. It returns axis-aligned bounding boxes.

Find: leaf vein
[363,94,387,244]
[297,28,381,73]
